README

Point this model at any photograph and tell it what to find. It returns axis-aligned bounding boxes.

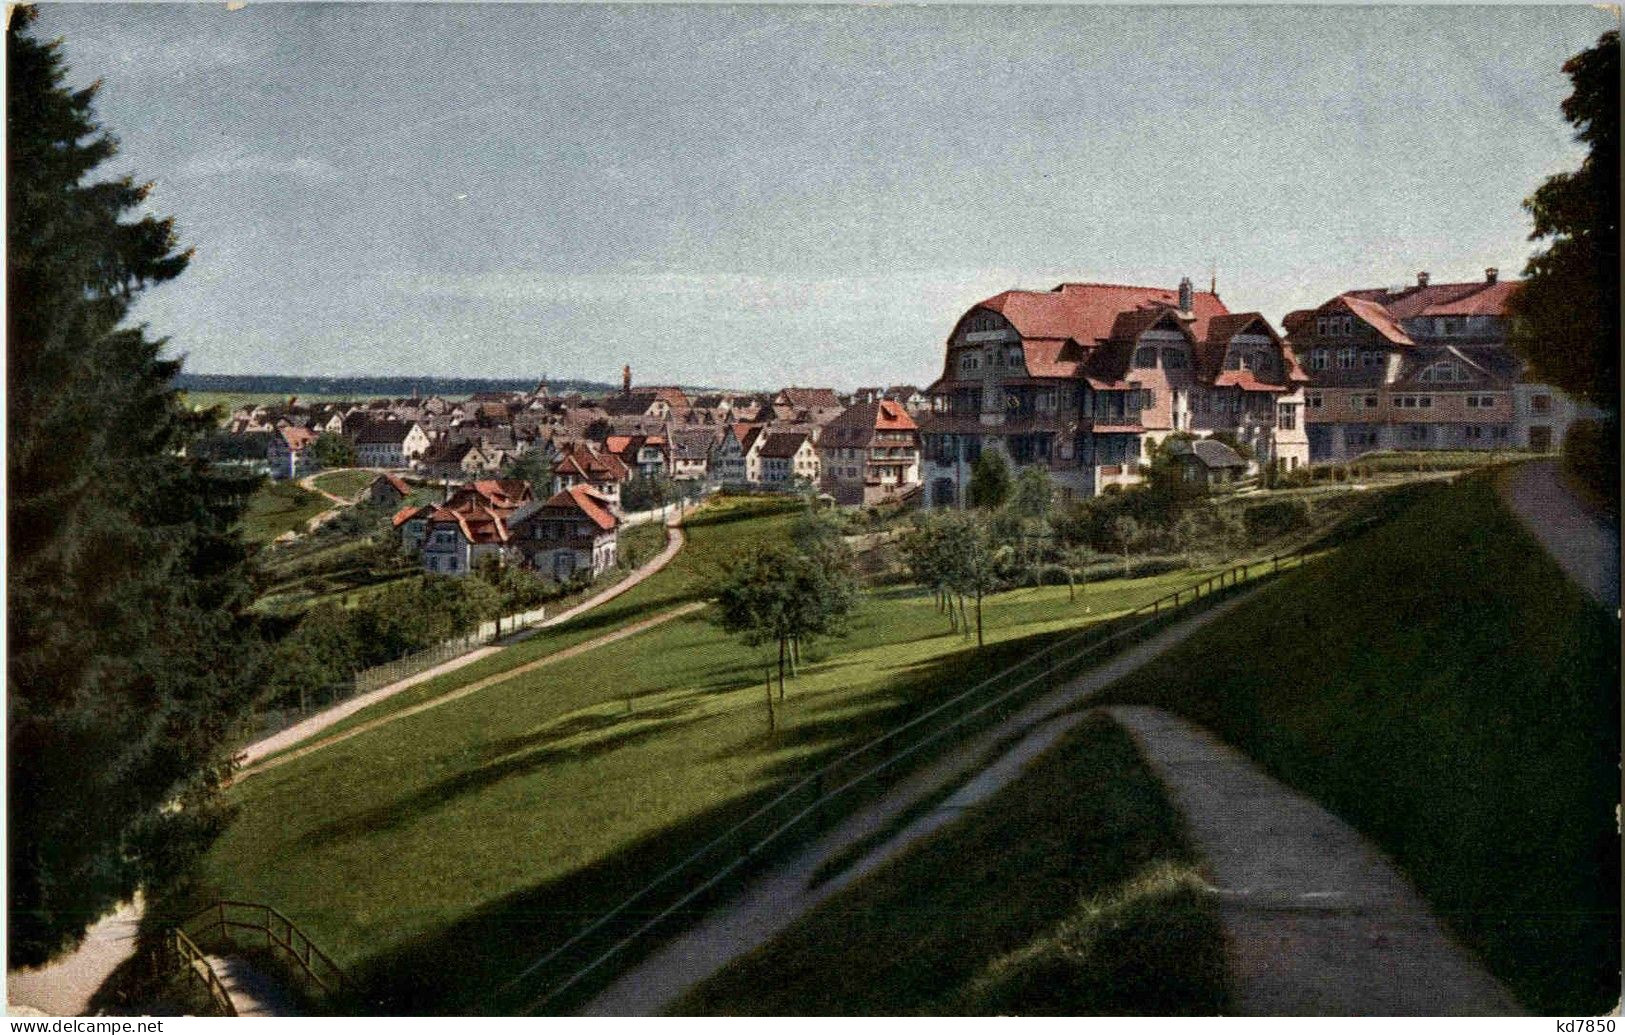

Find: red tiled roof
[278,426,318,450]
[374,472,411,496]
[970,282,1228,349]
[1336,294,1414,346]
[777,387,842,410]
[552,484,619,531]
[391,503,432,527]
[1348,278,1520,320]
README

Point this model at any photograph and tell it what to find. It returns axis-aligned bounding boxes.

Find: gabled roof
[776,387,842,410]
[967,282,1228,349]
[277,426,318,450]
[1347,278,1520,319]
[355,420,422,445]
[1335,294,1415,346]
[372,472,411,496]
[391,503,434,527]
[822,401,919,445]
[758,431,811,459]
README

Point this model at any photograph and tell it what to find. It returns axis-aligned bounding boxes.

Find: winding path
[1497,460,1619,609]
[579,593,1254,1016]
[1106,705,1520,1016]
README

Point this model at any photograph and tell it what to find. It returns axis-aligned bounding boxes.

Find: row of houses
[913,267,1600,508]
[225,373,931,508]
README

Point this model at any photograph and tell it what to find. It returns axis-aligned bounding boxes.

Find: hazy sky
[34,3,1615,388]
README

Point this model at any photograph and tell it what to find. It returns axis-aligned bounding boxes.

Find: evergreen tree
[7,9,264,966]
[1507,30,1620,412]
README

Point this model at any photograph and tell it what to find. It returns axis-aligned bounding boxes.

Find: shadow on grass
[302,713,712,852]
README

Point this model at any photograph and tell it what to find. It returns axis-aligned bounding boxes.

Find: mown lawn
[190,498,1231,1013]
[1098,469,1620,1014]
[239,481,331,544]
[674,713,1229,1015]
[311,469,377,500]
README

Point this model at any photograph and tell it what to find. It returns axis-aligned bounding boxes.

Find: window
[1342,316,1353,335]
[1306,393,1323,409]
[1311,349,1329,371]
[1336,348,1356,369]
[1225,353,1242,370]
[1277,404,1296,431]
[1362,351,1381,368]
[1134,346,1158,368]
[1531,395,1552,413]
[1141,389,1156,410]
[1006,346,1024,368]
[1467,395,1497,408]
[1315,317,1328,336]
[1420,361,1465,383]
[1465,426,1484,440]
[959,353,980,373]
[1163,348,1188,369]
[1406,425,1429,443]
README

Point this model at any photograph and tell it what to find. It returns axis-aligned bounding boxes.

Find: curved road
[1498,460,1618,610]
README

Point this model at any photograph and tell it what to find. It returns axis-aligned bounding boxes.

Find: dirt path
[1106,705,1521,1015]
[236,512,689,772]
[1498,460,1619,609]
[6,898,143,1016]
[578,593,1253,1016]
[236,600,707,783]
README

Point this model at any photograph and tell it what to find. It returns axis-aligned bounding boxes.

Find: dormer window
[1316,317,1328,336]
[1006,346,1024,368]
[1133,346,1157,368]
[1163,348,1187,369]
[1341,316,1353,335]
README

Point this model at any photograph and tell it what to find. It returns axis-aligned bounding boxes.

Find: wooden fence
[179,900,350,1003]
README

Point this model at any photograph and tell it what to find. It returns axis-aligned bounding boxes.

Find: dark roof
[1165,438,1247,469]
[758,431,811,459]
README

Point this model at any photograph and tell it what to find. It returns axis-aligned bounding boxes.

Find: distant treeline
[173,372,619,399]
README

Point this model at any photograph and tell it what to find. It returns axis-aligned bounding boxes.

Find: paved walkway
[203,954,302,1017]
[236,511,688,771]
[579,593,1253,1016]
[7,899,143,1016]
[1106,705,1521,1016]
[1498,460,1619,609]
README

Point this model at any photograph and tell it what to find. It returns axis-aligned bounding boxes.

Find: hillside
[1098,469,1619,1014]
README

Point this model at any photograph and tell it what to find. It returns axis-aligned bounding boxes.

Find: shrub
[1562,418,1619,516]
[1241,498,1312,542]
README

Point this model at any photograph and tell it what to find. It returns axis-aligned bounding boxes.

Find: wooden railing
[181,900,350,1001]
[498,544,1322,1013]
[170,927,236,1017]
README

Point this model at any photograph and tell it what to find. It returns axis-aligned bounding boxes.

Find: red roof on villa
[391,503,432,527]
[968,282,1228,350]
[541,484,619,531]
[1336,294,1415,346]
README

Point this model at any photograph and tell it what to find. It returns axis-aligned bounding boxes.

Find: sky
[30,2,1617,389]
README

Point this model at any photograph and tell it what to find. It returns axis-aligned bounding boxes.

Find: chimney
[1178,276,1194,314]
[1485,267,1499,284]
[1417,271,1431,288]
[622,364,632,396]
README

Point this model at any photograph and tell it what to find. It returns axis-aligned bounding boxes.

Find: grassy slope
[1099,470,1620,1014]
[674,714,1229,1016]
[239,481,332,544]
[195,504,1228,1012]
[311,469,376,500]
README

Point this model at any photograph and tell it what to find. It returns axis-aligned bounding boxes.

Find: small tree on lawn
[940,511,999,647]
[901,514,959,631]
[715,541,856,698]
[968,449,1012,510]
[1112,514,1143,576]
